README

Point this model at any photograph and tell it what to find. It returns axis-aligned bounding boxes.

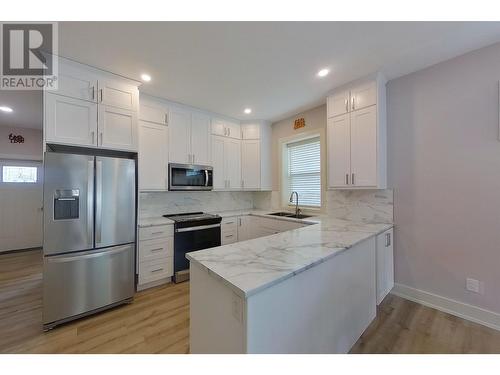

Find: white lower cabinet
[138,224,174,290]
[376,228,394,305]
[221,217,238,245]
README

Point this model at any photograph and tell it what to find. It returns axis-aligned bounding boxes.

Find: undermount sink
[268,212,312,219]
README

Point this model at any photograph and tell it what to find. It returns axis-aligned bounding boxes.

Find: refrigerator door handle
[95,160,103,245]
[87,160,94,246]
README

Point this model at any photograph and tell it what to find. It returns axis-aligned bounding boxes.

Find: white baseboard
[391,283,500,332]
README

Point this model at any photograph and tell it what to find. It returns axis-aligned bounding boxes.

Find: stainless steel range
[163,212,221,283]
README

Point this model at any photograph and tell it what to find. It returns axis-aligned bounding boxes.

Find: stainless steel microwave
[169,163,213,191]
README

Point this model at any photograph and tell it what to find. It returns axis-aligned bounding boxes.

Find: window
[2,166,38,183]
[285,137,321,207]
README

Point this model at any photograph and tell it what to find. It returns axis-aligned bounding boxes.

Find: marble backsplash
[139,191,254,218]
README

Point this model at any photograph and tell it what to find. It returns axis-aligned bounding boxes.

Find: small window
[284,136,321,208]
[2,166,38,183]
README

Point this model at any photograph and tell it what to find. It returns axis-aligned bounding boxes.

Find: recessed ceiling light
[0,106,13,113]
[317,68,330,78]
[141,73,152,82]
[244,108,252,114]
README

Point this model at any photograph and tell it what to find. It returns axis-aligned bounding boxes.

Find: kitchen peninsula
[187,213,393,353]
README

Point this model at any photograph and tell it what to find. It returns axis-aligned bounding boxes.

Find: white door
[225,121,241,139]
[138,120,168,191]
[98,105,138,151]
[350,106,377,187]
[241,140,260,190]
[168,108,191,164]
[327,90,350,118]
[191,113,211,165]
[241,123,260,140]
[224,138,241,190]
[45,93,98,147]
[56,62,98,102]
[211,118,226,137]
[350,81,377,111]
[327,114,351,188]
[0,161,43,252]
[98,79,139,111]
[211,136,226,190]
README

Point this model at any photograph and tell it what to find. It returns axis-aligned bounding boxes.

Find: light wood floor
[1,249,500,353]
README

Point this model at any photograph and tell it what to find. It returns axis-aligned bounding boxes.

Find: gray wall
[388,42,500,313]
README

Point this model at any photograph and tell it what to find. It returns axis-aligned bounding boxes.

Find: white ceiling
[0,91,42,130]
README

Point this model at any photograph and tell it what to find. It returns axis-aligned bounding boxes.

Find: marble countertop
[138,216,174,227]
[186,210,393,298]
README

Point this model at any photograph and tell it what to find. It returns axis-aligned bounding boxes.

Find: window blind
[286,137,321,207]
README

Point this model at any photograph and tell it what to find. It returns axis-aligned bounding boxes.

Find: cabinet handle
[151,248,163,252]
[224,128,227,136]
[164,113,168,125]
[192,154,195,163]
[242,180,244,189]
[151,231,164,235]
[228,128,231,136]
[385,233,391,247]
[225,221,235,225]
[351,96,355,110]
[225,234,234,238]
[91,131,95,144]
[352,173,355,185]
[345,173,349,185]
[345,98,348,112]
[91,86,95,100]
[100,88,103,103]
[99,132,103,146]
[151,268,164,273]
[238,218,242,226]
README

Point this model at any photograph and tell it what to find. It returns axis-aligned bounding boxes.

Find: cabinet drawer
[221,217,238,233]
[139,237,173,262]
[139,225,173,240]
[222,229,238,245]
[139,257,173,284]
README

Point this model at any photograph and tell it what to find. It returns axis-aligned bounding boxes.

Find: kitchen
[2,20,500,361]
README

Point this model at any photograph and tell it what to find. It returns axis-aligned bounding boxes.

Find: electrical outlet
[466,278,484,294]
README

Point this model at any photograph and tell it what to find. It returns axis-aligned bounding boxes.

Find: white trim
[391,283,500,332]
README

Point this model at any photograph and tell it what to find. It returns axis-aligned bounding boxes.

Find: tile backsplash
[139,191,254,218]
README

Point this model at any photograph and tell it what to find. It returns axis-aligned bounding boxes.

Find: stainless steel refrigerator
[42,152,136,330]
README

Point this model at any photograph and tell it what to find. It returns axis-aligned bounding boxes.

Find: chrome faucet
[289,191,301,217]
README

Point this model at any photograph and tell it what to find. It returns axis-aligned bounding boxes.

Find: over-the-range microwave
[168,163,213,191]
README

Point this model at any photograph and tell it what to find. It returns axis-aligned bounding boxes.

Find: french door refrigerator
[43,152,136,330]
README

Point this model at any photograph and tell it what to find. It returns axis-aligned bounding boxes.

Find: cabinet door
[140,103,168,125]
[57,62,98,102]
[241,123,260,140]
[98,105,138,151]
[138,121,168,191]
[241,140,260,190]
[327,114,351,188]
[224,138,241,190]
[225,121,241,139]
[168,108,191,164]
[211,136,226,190]
[211,118,226,136]
[99,79,139,112]
[351,81,376,111]
[376,228,394,305]
[327,90,350,118]
[45,93,98,147]
[350,106,377,187]
[191,113,211,165]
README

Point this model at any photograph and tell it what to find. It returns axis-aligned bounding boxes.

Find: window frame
[280,131,324,211]
[0,160,43,188]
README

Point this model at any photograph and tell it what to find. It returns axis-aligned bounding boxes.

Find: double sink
[268,212,312,220]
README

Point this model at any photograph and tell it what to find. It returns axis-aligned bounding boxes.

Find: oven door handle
[205,170,209,187]
[175,223,221,233]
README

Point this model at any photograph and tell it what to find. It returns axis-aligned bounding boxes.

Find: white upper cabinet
[327,114,350,188]
[239,122,272,191]
[138,98,169,191]
[211,118,241,139]
[99,79,139,112]
[44,59,140,152]
[98,106,138,151]
[327,90,350,118]
[350,106,377,187]
[168,108,191,164]
[326,74,387,189]
[191,113,211,165]
[224,138,241,190]
[211,136,226,190]
[45,93,98,147]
